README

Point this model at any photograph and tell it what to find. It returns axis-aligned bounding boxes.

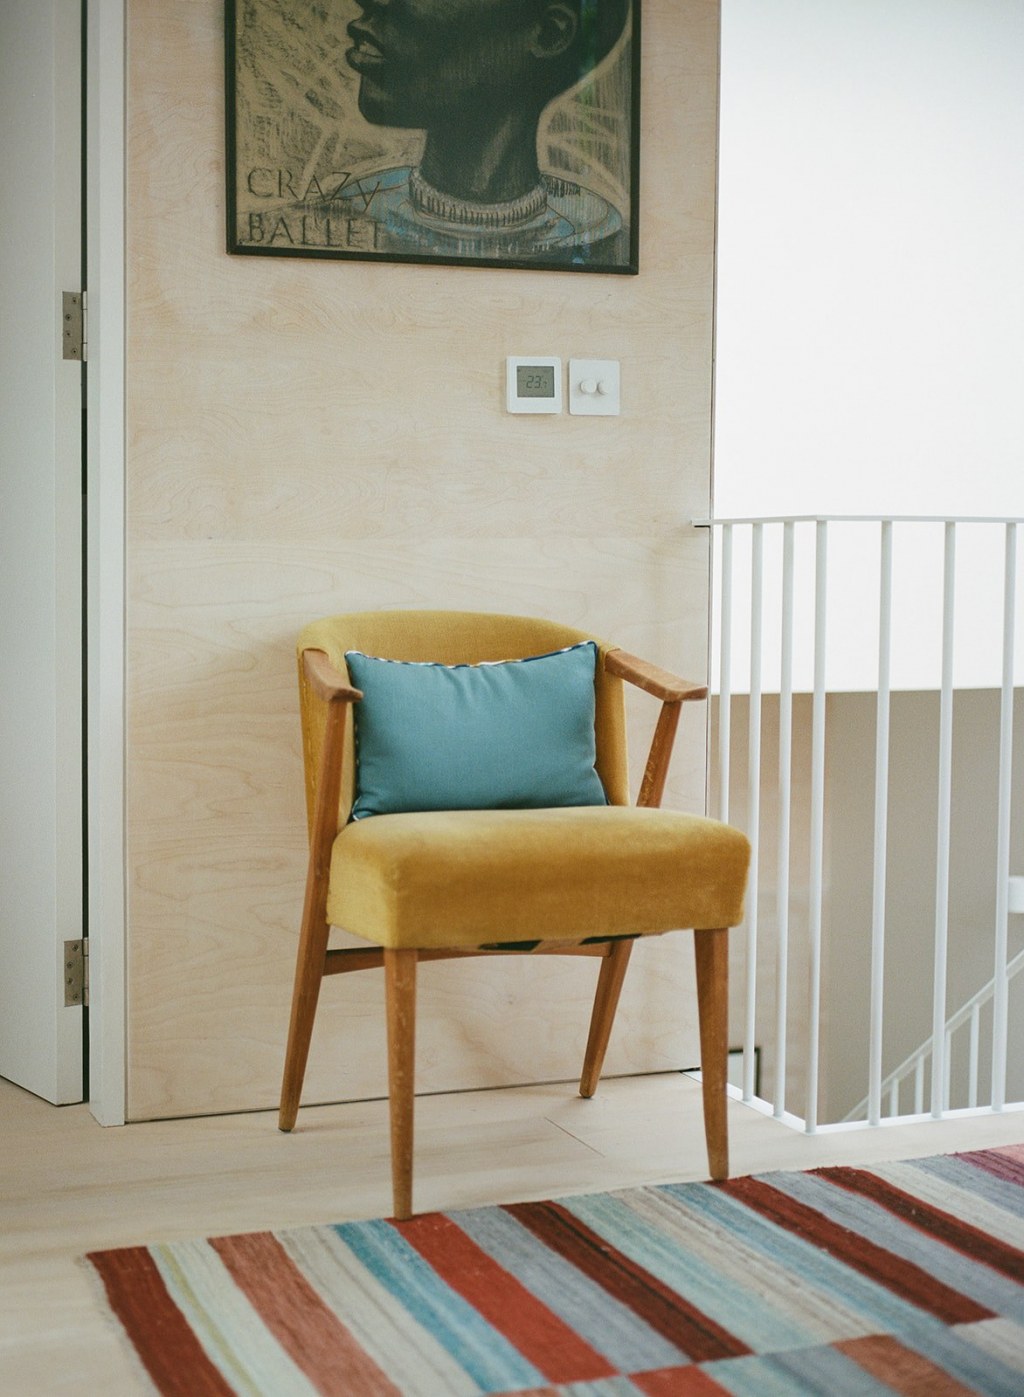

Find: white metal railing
[844,896,1024,1121]
[696,515,1024,1134]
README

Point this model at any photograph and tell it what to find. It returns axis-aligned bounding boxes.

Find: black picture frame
[225,1,640,275]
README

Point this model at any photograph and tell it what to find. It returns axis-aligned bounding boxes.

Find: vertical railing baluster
[868,521,894,1125]
[718,524,733,824]
[968,1005,981,1109]
[704,511,1020,1133]
[992,521,1017,1110]
[774,522,795,1118]
[931,522,957,1119]
[914,1055,926,1115]
[805,521,828,1133]
[743,523,764,1104]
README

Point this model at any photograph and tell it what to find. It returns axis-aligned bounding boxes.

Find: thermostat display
[507,356,562,413]
[517,364,555,398]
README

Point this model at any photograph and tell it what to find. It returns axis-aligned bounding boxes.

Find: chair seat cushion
[326,806,750,950]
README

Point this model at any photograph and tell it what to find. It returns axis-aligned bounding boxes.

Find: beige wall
[124,0,721,1119]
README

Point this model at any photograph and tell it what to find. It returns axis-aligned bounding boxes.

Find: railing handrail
[694,514,1024,526]
[842,940,1024,1123]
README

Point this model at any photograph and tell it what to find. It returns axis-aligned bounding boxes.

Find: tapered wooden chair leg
[279,912,331,1133]
[694,927,729,1180]
[385,948,418,1220]
[580,940,634,1098]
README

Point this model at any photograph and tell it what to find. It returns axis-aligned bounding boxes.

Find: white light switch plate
[569,358,620,415]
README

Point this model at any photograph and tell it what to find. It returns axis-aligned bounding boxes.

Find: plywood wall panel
[124,0,721,1119]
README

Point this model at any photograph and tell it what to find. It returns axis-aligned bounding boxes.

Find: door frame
[85,0,127,1126]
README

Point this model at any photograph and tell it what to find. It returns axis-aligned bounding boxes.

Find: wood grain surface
[124,0,722,1119]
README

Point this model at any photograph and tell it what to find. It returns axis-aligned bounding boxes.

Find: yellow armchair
[280,611,750,1218]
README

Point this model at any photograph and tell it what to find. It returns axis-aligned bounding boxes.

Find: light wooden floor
[2,1072,1022,1395]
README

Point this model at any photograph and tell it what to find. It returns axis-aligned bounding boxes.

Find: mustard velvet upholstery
[284,609,752,1217]
[297,611,631,828]
[327,807,750,950]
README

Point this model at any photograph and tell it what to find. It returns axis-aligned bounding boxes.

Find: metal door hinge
[64,938,89,1007]
[62,290,86,361]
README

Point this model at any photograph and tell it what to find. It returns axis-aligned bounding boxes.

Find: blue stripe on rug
[704,1344,895,1397]
[909,1153,1024,1214]
[953,1317,1024,1380]
[451,1204,689,1373]
[333,1218,543,1392]
[656,1179,963,1342]
[554,1380,647,1396]
[561,1188,817,1351]
[763,1170,1024,1319]
[896,1322,1024,1395]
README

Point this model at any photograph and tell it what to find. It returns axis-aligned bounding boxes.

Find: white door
[0,0,84,1102]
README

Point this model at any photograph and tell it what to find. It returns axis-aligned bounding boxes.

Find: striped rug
[85,1146,1024,1396]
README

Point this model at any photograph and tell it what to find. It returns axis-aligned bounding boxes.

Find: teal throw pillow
[345,642,607,819]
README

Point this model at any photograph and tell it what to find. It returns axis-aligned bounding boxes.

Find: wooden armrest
[604,648,708,703]
[604,649,706,807]
[302,649,362,704]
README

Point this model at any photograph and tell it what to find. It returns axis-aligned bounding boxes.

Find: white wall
[715,0,1024,520]
[712,1,1024,694]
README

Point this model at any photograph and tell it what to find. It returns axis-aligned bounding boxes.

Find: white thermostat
[506,356,562,413]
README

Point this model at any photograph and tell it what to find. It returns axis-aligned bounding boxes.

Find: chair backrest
[297,610,630,830]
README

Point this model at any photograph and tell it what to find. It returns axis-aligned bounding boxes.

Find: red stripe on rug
[394,1212,616,1385]
[836,1333,980,1395]
[990,1143,1024,1166]
[955,1147,1024,1188]
[633,1366,733,1395]
[209,1232,400,1396]
[720,1178,992,1325]
[505,1201,750,1362]
[492,1389,559,1396]
[819,1165,1024,1282]
[86,1246,234,1397]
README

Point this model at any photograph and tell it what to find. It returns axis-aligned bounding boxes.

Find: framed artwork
[225,1,640,275]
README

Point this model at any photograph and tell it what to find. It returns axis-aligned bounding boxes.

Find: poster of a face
[226,0,639,273]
